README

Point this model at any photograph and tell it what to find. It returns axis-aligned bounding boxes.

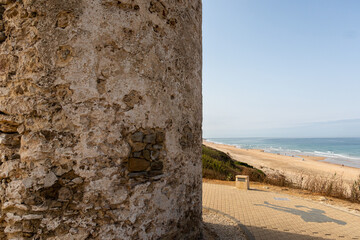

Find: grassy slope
[202,145,266,182]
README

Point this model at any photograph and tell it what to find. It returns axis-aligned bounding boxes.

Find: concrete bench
[235,175,249,190]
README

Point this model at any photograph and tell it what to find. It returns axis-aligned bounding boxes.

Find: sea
[205,138,360,169]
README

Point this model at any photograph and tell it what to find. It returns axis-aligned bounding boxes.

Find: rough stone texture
[0,0,202,239]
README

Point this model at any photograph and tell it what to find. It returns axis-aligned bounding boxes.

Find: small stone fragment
[143,149,150,160]
[23,214,43,220]
[156,132,165,143]
[151,150,159,160]
[11,153,20,159]
[167,18,177,27]
[54,166,70,176]
[151,161,163,170]
[128,158,150,172]
[153,144,163,150]
[58,187,72,201]
[32,206,48,212]
[56,45,73,66]
[128,172,147,178]
[131,142,146,152]
[5,213,22,223]
[20,10,28,18]
[6,7,19,18]
[22,178,33,189]
[17,124,25,134]
[0,114,19,132]
[0,133,20,146]
[4,225,22,234]
[123,90,143,110]
[22,220,34,233]
[0,0,15,4]
[50,201,62,208]
[2,202,28,211]
[133,151,142,158]
[43,172,57,188]
[56,11,72,29]
[72,177,83,185]
[144,133,156,144]
[131,131,144,142]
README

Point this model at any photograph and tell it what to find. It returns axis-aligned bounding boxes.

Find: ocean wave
[260,148,360,161]
[311,151,360,160]
[269,149,360,161]
[265,147,302,154]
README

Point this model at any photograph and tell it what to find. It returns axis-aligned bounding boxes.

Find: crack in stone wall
[0,0,202,239]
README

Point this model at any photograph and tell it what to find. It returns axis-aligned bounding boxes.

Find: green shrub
[202,145,266,182]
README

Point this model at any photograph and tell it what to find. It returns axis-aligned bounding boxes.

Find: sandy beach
[203,140,360,184]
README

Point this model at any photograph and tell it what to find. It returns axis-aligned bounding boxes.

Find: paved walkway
[203,183,360,240]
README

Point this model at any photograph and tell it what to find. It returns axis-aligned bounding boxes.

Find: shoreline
[203,140,360,184]
[204,139,360,169]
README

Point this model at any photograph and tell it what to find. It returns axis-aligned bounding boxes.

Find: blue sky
[203,0,360,138]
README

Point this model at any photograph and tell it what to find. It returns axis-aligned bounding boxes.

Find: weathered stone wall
[0,0,202,239]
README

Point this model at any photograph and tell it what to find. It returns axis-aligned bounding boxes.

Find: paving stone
[203,182,360,240]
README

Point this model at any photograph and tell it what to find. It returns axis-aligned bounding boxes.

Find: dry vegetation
[300,174,360,203]
[263,173,360,203]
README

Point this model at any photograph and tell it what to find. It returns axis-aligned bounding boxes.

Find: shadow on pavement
[203,207,332,240]
[203,222,330,240]
[254,201,347,225]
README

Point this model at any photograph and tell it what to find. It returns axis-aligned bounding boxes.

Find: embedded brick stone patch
[127,129,165,177]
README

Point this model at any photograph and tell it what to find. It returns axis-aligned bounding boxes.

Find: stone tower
[0,0,202,239]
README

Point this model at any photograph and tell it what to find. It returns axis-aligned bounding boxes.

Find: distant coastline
[204,137,360,169]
